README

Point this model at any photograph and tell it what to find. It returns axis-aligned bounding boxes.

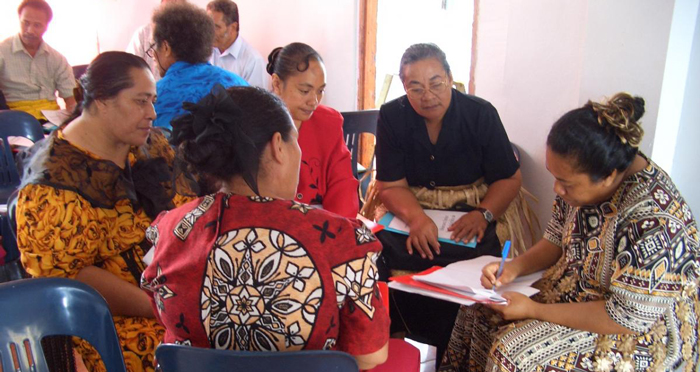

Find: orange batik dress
[16,128,197,372]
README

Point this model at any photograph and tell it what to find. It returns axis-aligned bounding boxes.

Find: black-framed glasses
[405,79,449,99]
[146,43,156,58]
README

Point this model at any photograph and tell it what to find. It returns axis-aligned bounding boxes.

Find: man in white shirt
[0,0,76,120]
[126,0,186,81]
[206,0,270,89]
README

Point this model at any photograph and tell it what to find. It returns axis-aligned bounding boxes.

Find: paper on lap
[413,255,542,302]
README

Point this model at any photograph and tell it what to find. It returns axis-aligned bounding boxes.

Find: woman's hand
[406,213,440,260]
[488,292,537,321]
[448,210,488,244]
[481,260,520,289]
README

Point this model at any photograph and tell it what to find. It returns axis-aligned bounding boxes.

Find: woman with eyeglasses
[266,42,359,218]
[371,43,525,364]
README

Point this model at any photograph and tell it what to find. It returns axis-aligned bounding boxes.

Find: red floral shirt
[142,193,389,356]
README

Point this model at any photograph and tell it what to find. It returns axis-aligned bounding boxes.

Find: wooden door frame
[357,0,378,168]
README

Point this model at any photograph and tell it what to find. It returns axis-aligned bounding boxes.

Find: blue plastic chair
[0,278,127,372]
[0,110,44,203]
[156,344,358,372]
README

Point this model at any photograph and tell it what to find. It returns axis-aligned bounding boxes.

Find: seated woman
[151,2,247,129]
[16,51,196,372]
[373,43,525,362]
[441,93,699,372]
[266,43,359,218]
[141,85,389,370]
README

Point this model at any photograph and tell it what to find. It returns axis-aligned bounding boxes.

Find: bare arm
[377,178,439,259]
[63,96,77,112]
[354,341,389,370]
[75,265,154,318]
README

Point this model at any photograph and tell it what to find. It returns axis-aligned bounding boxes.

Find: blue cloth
[154,61,248,129]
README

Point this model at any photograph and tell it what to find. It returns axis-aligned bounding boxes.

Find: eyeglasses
[405,78,449,99]
[146,43,156,58]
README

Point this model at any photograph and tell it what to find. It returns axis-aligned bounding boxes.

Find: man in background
[0,0,76,120]
[207,0,269,89]
[126,0,186,81]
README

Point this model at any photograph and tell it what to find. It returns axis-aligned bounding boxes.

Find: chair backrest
[341,110,379,180]
[0,278,127,372]
[0,110,44,202]
[156,344,358,372]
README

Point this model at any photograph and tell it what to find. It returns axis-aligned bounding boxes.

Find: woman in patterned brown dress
[440,93,699,372]
[141,85,390,370]
[17,51,196,372]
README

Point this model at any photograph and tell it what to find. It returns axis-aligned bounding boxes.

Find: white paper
[143,246,155,266]
[414,255,542,302]
[41,109,71,126]
[388,281,480,306]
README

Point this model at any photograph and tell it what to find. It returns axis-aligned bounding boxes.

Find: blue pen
[492,240,511,291]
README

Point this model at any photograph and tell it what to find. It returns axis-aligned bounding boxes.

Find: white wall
[670,2,700,215]
[0,0,360,111]
[474,0,676,234]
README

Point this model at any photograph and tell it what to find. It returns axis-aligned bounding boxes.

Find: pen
[492,240,511,291]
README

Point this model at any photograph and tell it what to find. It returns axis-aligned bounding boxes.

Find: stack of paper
[389,256,542,305]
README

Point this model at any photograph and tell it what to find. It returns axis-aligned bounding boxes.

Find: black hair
[547,92,645,181]
[18,0,53,22]
[266,42,323,80]
[206,0,239,31]
[399,43,451,82]
[153,3,214,64]
[65,51,150,125]
[170,85,294,195]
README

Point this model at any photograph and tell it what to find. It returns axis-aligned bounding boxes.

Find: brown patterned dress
[17,129,196,372]
[440,157,699,372]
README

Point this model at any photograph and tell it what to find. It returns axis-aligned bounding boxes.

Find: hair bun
[587,92,645,148]
[266,47,283,76]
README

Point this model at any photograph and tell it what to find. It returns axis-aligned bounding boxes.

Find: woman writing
[266,42,359,218]
[441,93,699,372]
[16,51,196,372]
[141,85,389,370]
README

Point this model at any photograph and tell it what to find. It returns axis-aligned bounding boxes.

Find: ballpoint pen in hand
[492,240,511,291]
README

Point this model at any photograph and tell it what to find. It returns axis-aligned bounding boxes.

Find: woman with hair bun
[141,85,389,370]
[440,93,699,372]
[266,42,359,218]
[16,51,197,372]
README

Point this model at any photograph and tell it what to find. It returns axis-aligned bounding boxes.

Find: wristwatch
[475,207,494,223]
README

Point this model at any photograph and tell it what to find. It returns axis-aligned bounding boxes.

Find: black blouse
[375,89,519,189]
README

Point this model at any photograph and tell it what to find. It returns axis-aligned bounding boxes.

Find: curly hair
[547,92,645,181]
[153,2,214,64]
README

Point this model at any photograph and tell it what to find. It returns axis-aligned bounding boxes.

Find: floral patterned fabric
[141,193,389,356]
[440,157,699,372]
[17,129,195,372]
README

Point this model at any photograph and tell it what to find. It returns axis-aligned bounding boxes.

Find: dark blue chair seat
[156,344,359,372]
